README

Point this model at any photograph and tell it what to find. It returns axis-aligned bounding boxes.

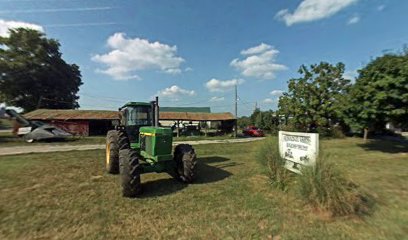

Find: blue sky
[0,0,407,116]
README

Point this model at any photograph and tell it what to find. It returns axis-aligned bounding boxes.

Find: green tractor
[105,97,197,197]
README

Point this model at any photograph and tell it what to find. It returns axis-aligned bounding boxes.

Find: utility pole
[234,84,238,138]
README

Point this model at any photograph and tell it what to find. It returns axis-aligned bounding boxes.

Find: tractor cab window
[126,106,152,126]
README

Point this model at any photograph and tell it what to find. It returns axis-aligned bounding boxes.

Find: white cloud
[344,69,358,81]
[377,5,385,11]
[270,90,284,96]
[240,43,271,55]
[92,33,185,80]
[230,43,287,80]
[263,98,274,104]
[157,85,195,100]
[276,0,358,26]
[209,96,225,102]
[347,15,360,25]
[184,67,193,72]
[0,19,43,37]
[205,78,245,92]
[164,68,182,74]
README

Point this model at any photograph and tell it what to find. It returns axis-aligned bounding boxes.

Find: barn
[24,109,118,136]
[24,108,236,136]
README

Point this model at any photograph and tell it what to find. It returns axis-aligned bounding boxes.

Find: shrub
[330,125,346,139]
[296,156,371,216]
[256,137,291,191]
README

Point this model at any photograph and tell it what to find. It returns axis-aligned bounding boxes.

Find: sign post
[278,131,319,174]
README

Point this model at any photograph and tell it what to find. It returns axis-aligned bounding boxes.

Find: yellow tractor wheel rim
[106,142,111,168]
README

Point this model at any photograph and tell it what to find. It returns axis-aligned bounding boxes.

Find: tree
[278,62,351,133]
[261,110,279,131]
[237,116,252,129]
[0,28,82,112]
[242,109,280,132]
[343,51,408,135]
[250,108,261,126]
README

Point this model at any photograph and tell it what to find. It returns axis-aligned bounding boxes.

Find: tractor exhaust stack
[155,96,160,127]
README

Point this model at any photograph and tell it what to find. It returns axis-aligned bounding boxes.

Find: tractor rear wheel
[119,148,142,198]
[105,130,119,174]
[173,144,197,183]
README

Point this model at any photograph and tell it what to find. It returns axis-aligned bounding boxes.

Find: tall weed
[297,156,372,216]
[256,137,291,191]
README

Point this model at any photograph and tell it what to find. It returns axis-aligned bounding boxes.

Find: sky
[0,0,407,116]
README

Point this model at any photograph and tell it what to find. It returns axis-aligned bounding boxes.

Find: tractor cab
[119,102,154,144]
[117,99,173,161]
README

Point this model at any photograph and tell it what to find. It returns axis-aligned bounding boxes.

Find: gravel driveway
[0,137,265,156]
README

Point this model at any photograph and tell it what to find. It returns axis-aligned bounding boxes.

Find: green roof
[122,102,151,108]
[160,107,211,113]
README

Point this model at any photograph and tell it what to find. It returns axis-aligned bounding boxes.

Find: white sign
[279,131,319,174]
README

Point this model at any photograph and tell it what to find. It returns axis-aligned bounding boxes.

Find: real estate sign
[278,131,319,174]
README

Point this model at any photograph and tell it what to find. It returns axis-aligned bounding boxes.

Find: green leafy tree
[278,62,351,133]
[250,108,261,126]
[0,28,82,112]
[262,110,279,131]
[255,111,265,129]
[237,116,252,129]
[344,51,408,134]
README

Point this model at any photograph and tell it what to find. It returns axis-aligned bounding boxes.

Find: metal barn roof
[160,107,211,113]
[25,109,119,120]
[25,109,235,121]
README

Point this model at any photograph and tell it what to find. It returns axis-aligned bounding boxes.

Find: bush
[256,137,291,191]
[296,156,371,216]
[330,125,346,139]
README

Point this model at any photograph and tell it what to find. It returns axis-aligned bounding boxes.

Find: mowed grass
[0,138,407,239]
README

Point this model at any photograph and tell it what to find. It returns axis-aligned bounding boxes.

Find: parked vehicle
[0,107,71,142]
[242,126,264,137]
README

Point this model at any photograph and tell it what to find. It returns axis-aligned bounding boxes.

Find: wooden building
[25,108,235,136]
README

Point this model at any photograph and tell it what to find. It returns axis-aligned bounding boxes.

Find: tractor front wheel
[119,149,142,198]
[106,130,119,174]
[118,130,130,150]
[173,144,197,183]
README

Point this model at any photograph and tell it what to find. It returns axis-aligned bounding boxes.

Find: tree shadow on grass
[358,139,408,154]
[140,156,235,198]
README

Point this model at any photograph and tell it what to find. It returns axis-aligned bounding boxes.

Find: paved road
[0,137,265,156]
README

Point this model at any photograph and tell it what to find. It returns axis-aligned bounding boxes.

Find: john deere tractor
[105,97,197,197]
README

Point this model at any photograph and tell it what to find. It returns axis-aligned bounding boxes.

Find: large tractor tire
[119,148,142,198]
[106,130,119,174]
[173,144,197,183]
[118,130,130,150]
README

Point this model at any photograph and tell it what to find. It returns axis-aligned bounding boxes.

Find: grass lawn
[0,138,407,239]
[0,119,12,129]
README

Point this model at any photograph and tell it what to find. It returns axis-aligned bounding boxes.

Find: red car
[243,126,264,137]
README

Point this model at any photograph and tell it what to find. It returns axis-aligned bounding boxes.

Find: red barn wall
[46,120,90,136]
